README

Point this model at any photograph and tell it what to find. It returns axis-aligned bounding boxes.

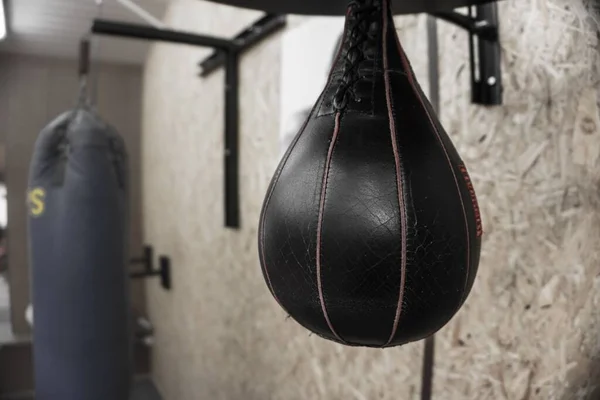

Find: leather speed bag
[28,108,132,399]
[259,0,483,347]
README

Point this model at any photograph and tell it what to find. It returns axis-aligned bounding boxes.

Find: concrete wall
[0,54,146,335]
[142,1,600,399]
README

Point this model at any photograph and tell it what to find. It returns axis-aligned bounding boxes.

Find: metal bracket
[130,245,171,290]
[199,14,286,76]
[430,3,502,106]
[91,14,287,228]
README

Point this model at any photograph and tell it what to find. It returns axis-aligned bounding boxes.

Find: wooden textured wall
[0,54,146,336]
[142,1,600,399]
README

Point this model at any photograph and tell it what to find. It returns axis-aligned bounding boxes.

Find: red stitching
[459,165,483,237]
[392,23,473,307]
[316,112,346,344]
[259,11,352,320]
[382,0,408,347]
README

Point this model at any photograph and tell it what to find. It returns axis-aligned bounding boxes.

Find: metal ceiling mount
[431,3,502,106]
[90,2,286,229]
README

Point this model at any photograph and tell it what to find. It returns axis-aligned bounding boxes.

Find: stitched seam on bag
[316,112,346,344]
[382,0,408,347]
[459,165,483,237]
[393,26,473,311]
[259,22,354,308]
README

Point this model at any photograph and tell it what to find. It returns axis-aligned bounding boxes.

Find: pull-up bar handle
[91,19,236,51]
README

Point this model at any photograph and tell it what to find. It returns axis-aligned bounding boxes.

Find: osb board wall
[142,1,600,399]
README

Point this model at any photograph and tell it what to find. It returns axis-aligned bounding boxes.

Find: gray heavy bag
[28,107,132,400]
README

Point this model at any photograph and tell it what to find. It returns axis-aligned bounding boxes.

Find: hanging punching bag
[259,0,482,347]
[28,107,132,398]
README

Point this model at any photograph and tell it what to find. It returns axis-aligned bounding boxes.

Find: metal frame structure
[88,0,497,231]
[90,14,287,229]
[420,16,440,400]
[130,245,172,290]
[431,3,502,105]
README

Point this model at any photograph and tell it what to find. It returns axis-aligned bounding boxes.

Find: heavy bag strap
[51,124,69,188]
[77,38,92,109]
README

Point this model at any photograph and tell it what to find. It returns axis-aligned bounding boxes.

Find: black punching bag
[28,107,132,398]
[259,0,483,347]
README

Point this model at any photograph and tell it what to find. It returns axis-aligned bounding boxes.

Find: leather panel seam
[393,24,473,313]
[316,112,347,344]
[382,0,408,347]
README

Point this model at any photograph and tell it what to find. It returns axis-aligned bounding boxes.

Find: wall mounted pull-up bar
[91,14,287,229]
[199,14,287,76]
[92,19,235,50]
[431,4,502,106]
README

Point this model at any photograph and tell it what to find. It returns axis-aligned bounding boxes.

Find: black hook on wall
[130,245,171,290]
[431,3,503,106]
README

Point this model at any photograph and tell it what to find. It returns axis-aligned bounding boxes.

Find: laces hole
[333,94,349,110]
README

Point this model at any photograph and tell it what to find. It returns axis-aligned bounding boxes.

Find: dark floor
[1,337,153,399]
[0,378,163,400]
[132,378,163,400]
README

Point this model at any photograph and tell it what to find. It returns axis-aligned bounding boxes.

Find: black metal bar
[225,50,240,228]
[468,6,478,101]
[159,256,172,290]
[90,18,247,228]
[421,18,438,400]
[429,3,502,106]
[130,245,153,271]
[471,4,502,105]
[431,11,470,31]
[199,14,287,77]
[79,39,90,77]
[421,336,436,400]
[91,19,235,51]
[430,11,497,41]
[130,251,171,290]
[427,17,440,113]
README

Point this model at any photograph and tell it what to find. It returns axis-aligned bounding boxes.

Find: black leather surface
[259,0,482,347]
[205,0,496,16]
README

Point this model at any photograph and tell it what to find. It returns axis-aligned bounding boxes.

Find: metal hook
[86,0,104,108]
[79,37,91,78]
[77,38,91,107]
